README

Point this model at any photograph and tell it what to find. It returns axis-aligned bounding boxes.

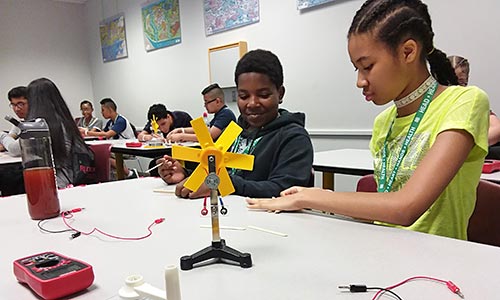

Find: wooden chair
[468,180,500,247]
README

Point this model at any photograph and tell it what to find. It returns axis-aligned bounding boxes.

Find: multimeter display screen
[39,262,87,280]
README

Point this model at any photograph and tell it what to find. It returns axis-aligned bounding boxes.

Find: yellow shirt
[370,86,489,239]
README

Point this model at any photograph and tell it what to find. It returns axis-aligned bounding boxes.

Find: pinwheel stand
[180,155,252,270]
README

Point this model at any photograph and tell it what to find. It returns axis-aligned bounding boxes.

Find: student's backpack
[72,142,97,186]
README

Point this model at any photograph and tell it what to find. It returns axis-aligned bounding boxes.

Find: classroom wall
[0,0,93,130]
[1,0,498,191]
[84,0,500,141]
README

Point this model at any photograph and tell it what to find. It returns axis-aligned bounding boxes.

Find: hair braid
[349,0,458,86]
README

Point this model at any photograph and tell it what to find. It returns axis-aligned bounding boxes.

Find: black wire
[367,287,403,300]
[37,219,74,234]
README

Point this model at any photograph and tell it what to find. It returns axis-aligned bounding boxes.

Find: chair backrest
[356,174,377,192]
[468,180,500,247]
[89,143,112,183]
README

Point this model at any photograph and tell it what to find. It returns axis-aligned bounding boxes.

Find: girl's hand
[280,186,306,196]
[247,187,329,213]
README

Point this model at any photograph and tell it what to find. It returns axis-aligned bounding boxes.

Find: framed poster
[297,0,336,10]
[99,13,128,62]
[204,0,259,36]
[141,0,181,52]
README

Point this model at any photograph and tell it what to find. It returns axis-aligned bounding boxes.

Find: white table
[313,149,373,190]
[1,177,499,299]
[0,151,22,166]
[314,149,500,189]
[480,171,500,182]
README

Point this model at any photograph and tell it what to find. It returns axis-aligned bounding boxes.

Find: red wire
[61,209,164,241]
[372,276,450,300]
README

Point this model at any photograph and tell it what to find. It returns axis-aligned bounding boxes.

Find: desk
[0,151,22,166]
[480,171,500,182]
[314,148,500,190]
[86,140,198,179]
[1,177,499,299]
[313,149,373,190]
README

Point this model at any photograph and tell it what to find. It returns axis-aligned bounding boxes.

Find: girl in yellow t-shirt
[247,0,490,240]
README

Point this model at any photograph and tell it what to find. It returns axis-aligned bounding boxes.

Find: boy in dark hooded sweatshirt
[158,49,314,198]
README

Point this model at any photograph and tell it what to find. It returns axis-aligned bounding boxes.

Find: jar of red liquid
[19,118,60,220]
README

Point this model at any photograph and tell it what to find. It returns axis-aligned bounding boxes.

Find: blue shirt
[104,115,135,140]
[210,105,236,131]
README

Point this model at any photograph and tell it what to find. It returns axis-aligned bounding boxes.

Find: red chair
[356,174,377,192]
[89,143,112,183]
[356,175,500,247]
[468,180,500,247]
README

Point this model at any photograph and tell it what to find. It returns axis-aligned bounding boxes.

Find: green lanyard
[230,136,262,175]
[378,81,438,193]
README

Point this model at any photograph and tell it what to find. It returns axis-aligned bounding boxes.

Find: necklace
[378,80,438,192]
[394,76,437,108]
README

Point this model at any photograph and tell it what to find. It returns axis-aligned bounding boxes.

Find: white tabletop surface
[313,148,373,172]
[314,148,500,181]
[1,177,499,299]
[0,151,22,165]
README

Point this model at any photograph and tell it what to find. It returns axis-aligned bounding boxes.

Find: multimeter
[13,251,94,299]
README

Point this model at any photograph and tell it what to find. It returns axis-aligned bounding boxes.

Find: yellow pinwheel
[171,117,254,196]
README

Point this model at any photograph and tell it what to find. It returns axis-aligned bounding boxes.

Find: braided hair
[348,0,458,86]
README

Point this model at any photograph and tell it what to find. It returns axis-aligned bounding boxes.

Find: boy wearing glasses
[167,83,236,142]
[0,86,29,156]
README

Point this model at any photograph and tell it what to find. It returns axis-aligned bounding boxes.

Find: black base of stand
[180,239,252,270]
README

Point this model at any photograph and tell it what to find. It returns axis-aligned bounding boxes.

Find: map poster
[297,0,336,10]
[141,0,181,52]
[204,0,260,36]
[99,13,128,63]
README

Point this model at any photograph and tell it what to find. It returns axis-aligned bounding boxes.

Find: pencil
[247,225,288,237]
[146,162,164,173]
[153,189,175,194]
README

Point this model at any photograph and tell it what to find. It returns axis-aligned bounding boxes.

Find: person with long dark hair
[247,0,490,240]
[27,78,93,188]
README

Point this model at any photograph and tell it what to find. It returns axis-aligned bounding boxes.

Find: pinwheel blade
[191,117,214,148]
[224,152,254,171]
[217,167,235,196]
[183,165,207,192]
[215,121,242,153]
[172,145,201,163]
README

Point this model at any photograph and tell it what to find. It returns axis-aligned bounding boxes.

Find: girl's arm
[247,129,474,226]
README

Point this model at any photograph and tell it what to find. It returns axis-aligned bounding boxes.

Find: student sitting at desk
[82,98,138,179]
[247,0,490,240]
[27,78,95,188]
[75,100,103,133]
[137,103,192,142]
[0,86,29,196]
[166,83,236,143]
[448,55,500,157]
[0,86,29,156]
[158,49,314,198]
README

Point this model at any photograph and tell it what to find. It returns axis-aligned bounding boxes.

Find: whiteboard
[208,42,247,88]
